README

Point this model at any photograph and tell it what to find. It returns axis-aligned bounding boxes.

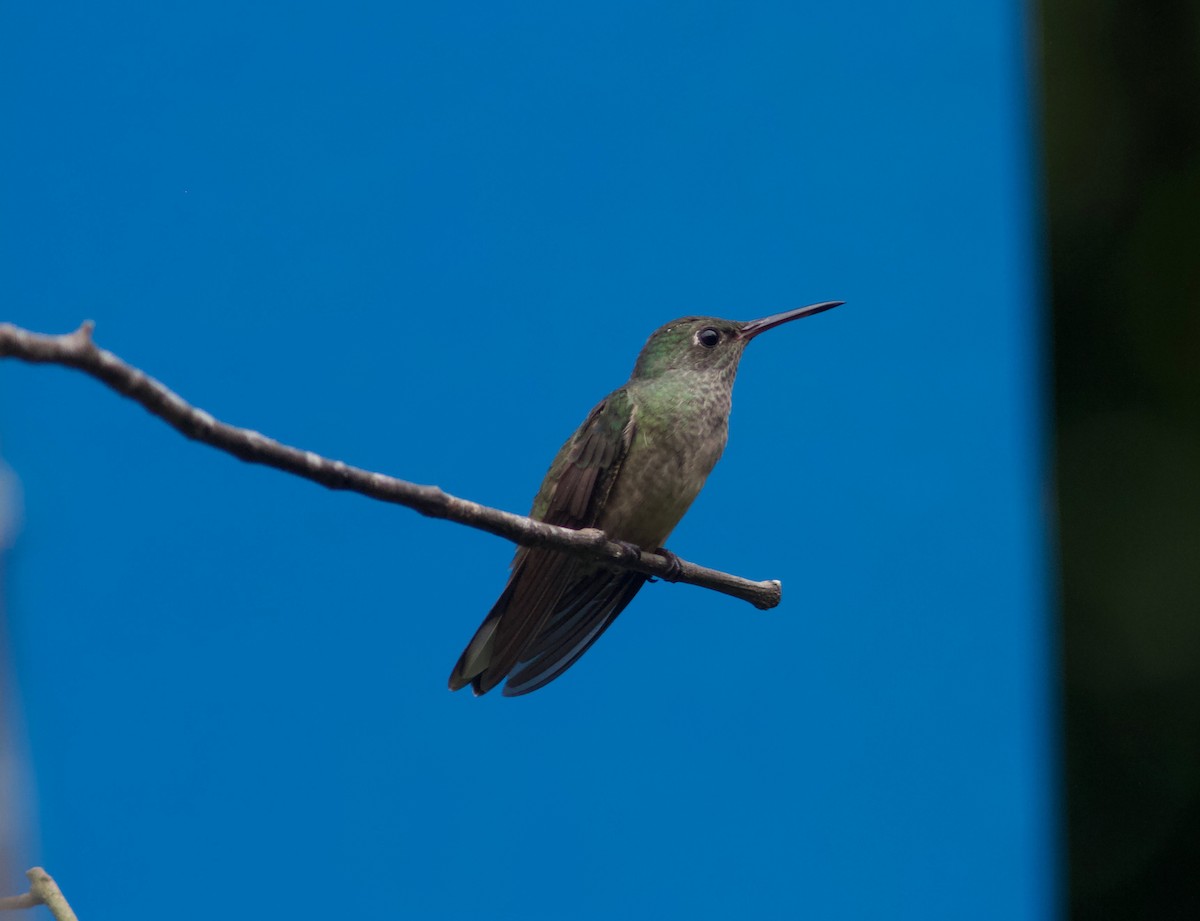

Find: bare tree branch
[0,867,79,921]
[0,321,782,609]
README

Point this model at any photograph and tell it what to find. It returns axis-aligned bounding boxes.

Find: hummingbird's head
[630,301,843,382]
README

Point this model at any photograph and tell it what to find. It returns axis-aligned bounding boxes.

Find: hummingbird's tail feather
[447,578,516,693]
[473,550,579,693]
[448,547,584,695]
[448,551,649,696]
[502,571,646,697]
[521,569,637,660]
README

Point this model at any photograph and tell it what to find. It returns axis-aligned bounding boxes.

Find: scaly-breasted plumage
[449,301,842,696]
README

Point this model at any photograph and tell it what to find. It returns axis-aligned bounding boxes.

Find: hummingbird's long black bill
[739,300,844,340]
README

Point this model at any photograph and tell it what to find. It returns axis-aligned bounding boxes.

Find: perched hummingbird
[449,300,843,696]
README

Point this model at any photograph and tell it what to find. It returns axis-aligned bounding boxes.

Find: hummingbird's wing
[449,389,646,695]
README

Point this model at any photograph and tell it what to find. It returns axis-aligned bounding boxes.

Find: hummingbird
[449,300,843,696]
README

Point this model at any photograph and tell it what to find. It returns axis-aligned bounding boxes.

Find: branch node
[577,528,608,546]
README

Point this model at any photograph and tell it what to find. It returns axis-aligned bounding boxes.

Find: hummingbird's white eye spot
[697,327,720,349]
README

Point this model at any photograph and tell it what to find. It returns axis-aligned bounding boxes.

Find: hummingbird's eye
[697,327,720,349]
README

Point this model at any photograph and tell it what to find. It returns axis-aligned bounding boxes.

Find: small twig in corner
[0,867,79,921]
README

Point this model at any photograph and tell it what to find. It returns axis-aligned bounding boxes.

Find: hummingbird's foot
[652,547,685,582]
[612,539,645,564]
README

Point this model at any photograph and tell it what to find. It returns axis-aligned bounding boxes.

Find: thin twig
[0,868,79,921]
[0,321,782,609]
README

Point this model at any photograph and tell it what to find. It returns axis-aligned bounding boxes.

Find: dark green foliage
[1042,0,1200,914]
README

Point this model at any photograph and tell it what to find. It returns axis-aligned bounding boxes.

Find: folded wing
[448,389,645,695]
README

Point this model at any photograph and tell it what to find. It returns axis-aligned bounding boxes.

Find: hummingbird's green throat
[449,300,844,696]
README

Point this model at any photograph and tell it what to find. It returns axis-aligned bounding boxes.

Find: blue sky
[2,3,1050,918]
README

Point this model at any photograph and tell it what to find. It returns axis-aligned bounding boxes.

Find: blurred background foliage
[1041,0,1200,916]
